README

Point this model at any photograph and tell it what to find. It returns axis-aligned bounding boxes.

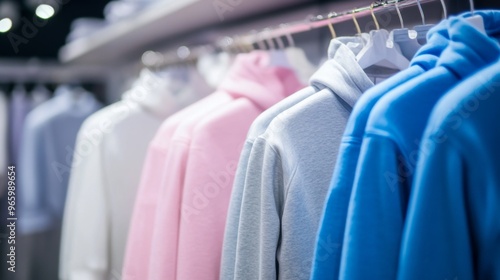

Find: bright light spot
[177,46,190,59]
[36,4,55,19]
[0,18,12,33]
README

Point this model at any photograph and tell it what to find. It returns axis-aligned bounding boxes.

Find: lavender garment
[8,86,32,165]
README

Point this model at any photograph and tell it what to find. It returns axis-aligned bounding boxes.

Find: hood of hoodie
[343,19,452,138]
[123,68,209,120]
[410,18,450,70]
[310,39,374,109]
[437,10,500,78]
[217,51,304,111]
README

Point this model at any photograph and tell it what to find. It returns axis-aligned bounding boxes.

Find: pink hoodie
[148,52,303,280]
[147,92,233,279]
[122,93,231,280]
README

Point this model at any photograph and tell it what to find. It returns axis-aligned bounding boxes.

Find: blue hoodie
[340,11,500,280]
[398,55,500,280]
[310,19,450,280]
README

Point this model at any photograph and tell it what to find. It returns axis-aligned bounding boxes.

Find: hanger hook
[440,0,447,19]
[254,31,266,50]
[327,12,337,39]
[395,0,404,29]
[351,9,361,35]
[370,3,380,30]
[469,0,475,15]
[280,24,296,47]
[264,29,276,50]
[416,0,426,25]
[233,35,247,53]
[245,35,255,52]
[274,30,286,50]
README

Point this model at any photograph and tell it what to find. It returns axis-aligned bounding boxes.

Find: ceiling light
[35,4,55,19]
[0,18,12,33]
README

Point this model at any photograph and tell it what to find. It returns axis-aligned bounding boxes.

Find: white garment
[0,91,7,198]
[59,68,209,280]
[30,85,51,107]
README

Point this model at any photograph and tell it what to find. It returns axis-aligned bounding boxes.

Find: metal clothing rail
[253,0,441,43]
[148,0,444,68]
[0,59,112,83]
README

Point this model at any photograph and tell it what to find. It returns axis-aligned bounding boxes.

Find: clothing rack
[0,59,112,83]
[265,0,444,41]
[146,0,445,68]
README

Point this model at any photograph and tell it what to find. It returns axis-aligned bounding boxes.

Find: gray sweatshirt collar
[310,39,374,109]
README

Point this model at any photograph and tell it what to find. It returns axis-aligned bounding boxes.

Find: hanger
[263,29,277,50]
[387,1,425,60]
[412,0,435,45]
[259,29,292,69]
[197,42,235,89]
[273,32,286,50]
[284,27,296,47]
[279,24,317,84]
[351,9,362,36]
[253,30,266,51]
[466,0,485,33]
[440,0,447,20]
[413,0,448,43]
[327,12,337,39]
[325,10,367,57]
[356,5,410,70]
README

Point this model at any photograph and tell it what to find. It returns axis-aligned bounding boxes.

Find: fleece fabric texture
[147,51,303,280]
[60,68,212,280]
[310,19,451,280]
[228,40,373,280]
[220,35,369,280]
[122,92,228,280]
[146,92,233,280]
[398,59,500,280]
[340,11,500,280]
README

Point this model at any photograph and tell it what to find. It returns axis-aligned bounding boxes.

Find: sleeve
[18,117,52,234]
[220,141,253,280]
[397,136,474,280]
[340,135,409,280]
[121,147,168,280]
[174,128,243,280]
[311,141,361,280]
[147,142,189,280]
[0,93,7,198]
[59,121,111,280]
[233,137,282,280]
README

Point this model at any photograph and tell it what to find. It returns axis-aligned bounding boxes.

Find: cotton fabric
[398,59,500,280]
[228,41,373,280]
[310,19,451,280]
[147,51,303,280]
[340,11,500,280]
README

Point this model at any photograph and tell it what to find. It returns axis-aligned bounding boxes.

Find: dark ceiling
[0,0,111,59]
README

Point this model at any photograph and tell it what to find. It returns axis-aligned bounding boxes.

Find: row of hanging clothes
[5,0,500,279]
[0,83,103,187]
[0,83,104,280]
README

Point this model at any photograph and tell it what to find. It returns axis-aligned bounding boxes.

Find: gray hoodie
[221,40,373,280]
